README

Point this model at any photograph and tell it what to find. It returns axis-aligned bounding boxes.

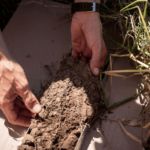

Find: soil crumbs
[18,55,105,150]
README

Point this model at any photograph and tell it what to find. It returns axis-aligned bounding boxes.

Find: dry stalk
[6,126,24,137]
[130,54,149,68]
[100,117,142,144]
[122,73,142,79]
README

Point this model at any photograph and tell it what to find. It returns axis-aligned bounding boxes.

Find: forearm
[74,0,100,3]
[0,31,12,60]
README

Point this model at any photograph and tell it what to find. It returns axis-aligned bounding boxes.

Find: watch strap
[71,2,100,14]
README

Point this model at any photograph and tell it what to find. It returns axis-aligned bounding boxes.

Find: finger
[90,47,101,76]
[80,56,87,62]
[15,75,41,114]
[14,98,36,117]
[12,115,31,127]
[81,46,91,57]
[13,100,36,118]
[2,104,30,127]
[71,21,82,48]
[71,20,85,54]
[19,109,35,118]
[15,102,36,117]
[72,50,79,59]
[14,98,27,109]
[18,89,41,114]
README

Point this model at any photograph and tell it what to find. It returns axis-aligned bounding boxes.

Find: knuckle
[22,87,29,93]
[26,97,33,104]
[25,94,36,105]
[16,82,30,93]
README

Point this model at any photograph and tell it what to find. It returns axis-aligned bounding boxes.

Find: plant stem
[107,84,145,109]
[121,1,148,52]
[120,0,148,12]
[108,93,138,109]
[105,69,150,74]
[121,3,150,43]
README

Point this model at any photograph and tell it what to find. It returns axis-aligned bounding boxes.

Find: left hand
[71,12,107,76]
[0,57,41,127]
[0,31,41,127]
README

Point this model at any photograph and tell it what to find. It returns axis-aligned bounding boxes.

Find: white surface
[0,110,26,150]
[0,0,71,149]
[82,57,147,150]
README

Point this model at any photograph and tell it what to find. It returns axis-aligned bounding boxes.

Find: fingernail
[33,104,41,113]
[93,67,99,75]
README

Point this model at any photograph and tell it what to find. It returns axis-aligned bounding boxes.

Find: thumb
[18,89,41,114]
[90,49,101,76]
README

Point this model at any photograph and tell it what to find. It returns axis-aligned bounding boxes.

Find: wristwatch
[71,2,100,14]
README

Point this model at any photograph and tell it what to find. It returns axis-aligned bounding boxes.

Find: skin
[71,12,107,75]
[0,32,41,127]
[0,0,107,127]
[72,0,107,75]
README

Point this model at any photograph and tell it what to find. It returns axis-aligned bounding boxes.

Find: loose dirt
[18,54,105,150]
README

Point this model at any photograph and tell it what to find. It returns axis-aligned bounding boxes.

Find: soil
[18,54,105,150]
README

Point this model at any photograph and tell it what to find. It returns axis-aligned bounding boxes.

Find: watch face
[71,2,100,13]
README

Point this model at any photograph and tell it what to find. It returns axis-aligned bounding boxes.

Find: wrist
[73,11,100,20]
[74,0,100,3]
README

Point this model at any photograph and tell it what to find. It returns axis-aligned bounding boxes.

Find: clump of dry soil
[18,54,105,150]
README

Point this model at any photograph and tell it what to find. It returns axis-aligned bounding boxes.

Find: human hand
[0,55,41,127]
[71,12,107,75]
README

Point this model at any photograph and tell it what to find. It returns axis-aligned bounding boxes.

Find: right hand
[71,12,107,75]
[0,55,41,127]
